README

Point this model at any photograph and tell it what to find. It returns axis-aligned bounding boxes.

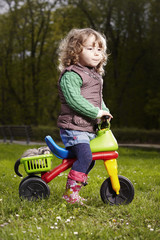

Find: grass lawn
[0,143,160,240]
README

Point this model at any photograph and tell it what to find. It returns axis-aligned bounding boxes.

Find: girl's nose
[94,49,99,55]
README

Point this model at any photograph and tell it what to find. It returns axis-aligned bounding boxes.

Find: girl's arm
[60,71,111,119]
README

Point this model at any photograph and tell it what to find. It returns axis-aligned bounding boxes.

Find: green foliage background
[0,0,160,129]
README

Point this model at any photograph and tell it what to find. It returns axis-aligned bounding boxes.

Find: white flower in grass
[50,226,54,229]
[0,199,2,201]
[65,219,71,223]
[147,225,154,231]
[58,173,64,177]
[54,222,58,225]
[1,222,9,227]
[74,232,78,235]
[15,214,20,217]
[56,216,61,221]
[37,226,41,230]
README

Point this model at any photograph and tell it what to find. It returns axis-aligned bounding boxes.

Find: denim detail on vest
[57,64,103,133]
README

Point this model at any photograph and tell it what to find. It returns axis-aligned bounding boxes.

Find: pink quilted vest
[57,64,103,133]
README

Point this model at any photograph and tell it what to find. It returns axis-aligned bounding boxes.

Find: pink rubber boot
[63,178,85,204]
[63,170,88,204]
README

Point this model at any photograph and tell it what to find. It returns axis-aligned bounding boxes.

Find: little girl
[57,28,113,204]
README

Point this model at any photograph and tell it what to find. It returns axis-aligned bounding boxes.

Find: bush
[32,125,60,142]
[0,125,159,144]
[32,126,160,144]
[112,128,160,144]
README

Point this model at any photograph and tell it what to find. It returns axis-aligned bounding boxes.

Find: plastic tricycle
[14,118,134,205]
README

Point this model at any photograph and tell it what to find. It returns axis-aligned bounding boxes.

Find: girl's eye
[85,46,102,51]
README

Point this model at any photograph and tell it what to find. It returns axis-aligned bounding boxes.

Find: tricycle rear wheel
[19,175,41,189]
[100,175,134,205]
[19,177,50,201]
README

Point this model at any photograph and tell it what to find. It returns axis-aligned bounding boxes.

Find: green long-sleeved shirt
[60,71,109,119]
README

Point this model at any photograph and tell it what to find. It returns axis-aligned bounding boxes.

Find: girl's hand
[102,111,113,121]
[97,110,113,121]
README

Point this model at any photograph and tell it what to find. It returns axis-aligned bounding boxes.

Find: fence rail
[0,125,32,144]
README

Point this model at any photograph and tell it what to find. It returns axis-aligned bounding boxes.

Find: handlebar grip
[103,115,110,120]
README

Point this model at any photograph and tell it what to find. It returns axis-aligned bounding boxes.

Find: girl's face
[79,34,103,68]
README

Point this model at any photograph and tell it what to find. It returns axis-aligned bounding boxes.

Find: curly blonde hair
[58,28,108,75]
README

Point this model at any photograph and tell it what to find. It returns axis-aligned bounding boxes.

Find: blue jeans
[60,129,96,174]
[60,129,96,147]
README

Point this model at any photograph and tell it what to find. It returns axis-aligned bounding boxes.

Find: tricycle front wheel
[100,175,134,205]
